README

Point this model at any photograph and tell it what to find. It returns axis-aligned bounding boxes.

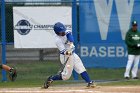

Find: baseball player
[0,64,17,81]
[124,20,140,79]
[43,22,95,89]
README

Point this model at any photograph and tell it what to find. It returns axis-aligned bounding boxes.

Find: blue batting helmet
[53,22,66,33]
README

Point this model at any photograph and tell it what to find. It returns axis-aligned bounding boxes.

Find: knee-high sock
[80,71,91,83]
[51,75,62,80]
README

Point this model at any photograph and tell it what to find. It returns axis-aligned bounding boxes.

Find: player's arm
[55,38,69,55]
[66,30,74,43]
[137,32,140,48]
[55,38,73,56]
[1,64,11,71]
[0,64,17,81]
[66,31,75,51]
[125,32,137,48]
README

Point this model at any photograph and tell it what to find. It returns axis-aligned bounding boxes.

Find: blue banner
[79,0,140,68]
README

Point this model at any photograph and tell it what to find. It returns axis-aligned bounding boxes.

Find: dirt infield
[0,85,140,93]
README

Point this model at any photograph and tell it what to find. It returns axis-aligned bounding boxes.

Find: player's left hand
[9,67,17,81]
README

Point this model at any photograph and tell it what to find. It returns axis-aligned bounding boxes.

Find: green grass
[0,61,140,88]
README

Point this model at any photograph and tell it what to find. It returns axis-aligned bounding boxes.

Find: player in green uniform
[124,20,140,79]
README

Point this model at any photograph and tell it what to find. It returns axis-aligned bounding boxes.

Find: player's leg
[44,55,74,88]
[124,55,135,79]
[50,55,74,80]
[60,55,74,80]
[43,74,62,89]
[131,55,140,79]
[73,53,95,87]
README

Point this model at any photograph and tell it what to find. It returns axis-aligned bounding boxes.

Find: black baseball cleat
[132,77,139,79]
[43,76,53,89]
[124,77,130,80]
[87,81,96,88]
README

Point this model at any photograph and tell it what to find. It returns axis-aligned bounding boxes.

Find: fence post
[1,0,7,81]
[72,0,79,80]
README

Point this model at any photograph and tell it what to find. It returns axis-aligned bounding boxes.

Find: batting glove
[65,50,72,55]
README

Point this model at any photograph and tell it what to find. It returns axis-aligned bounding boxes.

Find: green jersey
[125,28,140,55]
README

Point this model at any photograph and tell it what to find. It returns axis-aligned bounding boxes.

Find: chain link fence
[0,0,73,62]
[0,0,77,82]
[0,0,129,83]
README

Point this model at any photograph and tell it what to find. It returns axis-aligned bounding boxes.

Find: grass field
[0,61,140,88]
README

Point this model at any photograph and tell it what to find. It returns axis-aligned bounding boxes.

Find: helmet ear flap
[55,32,59,35]
[55,32,66,36]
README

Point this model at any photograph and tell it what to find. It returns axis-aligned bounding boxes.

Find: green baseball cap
[132,20,137,26]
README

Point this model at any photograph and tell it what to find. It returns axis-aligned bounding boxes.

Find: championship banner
[79,0,140,68]
[13,7,71,48]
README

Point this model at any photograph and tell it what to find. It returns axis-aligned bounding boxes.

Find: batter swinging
[43,22,95,89]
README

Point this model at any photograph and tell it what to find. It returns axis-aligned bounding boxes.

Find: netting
[1,1,72,62]
[0,0,74,82]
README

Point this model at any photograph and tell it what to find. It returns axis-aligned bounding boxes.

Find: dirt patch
[0,85,140,93]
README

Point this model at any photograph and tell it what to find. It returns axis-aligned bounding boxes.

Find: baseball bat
[57,56,70,75]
